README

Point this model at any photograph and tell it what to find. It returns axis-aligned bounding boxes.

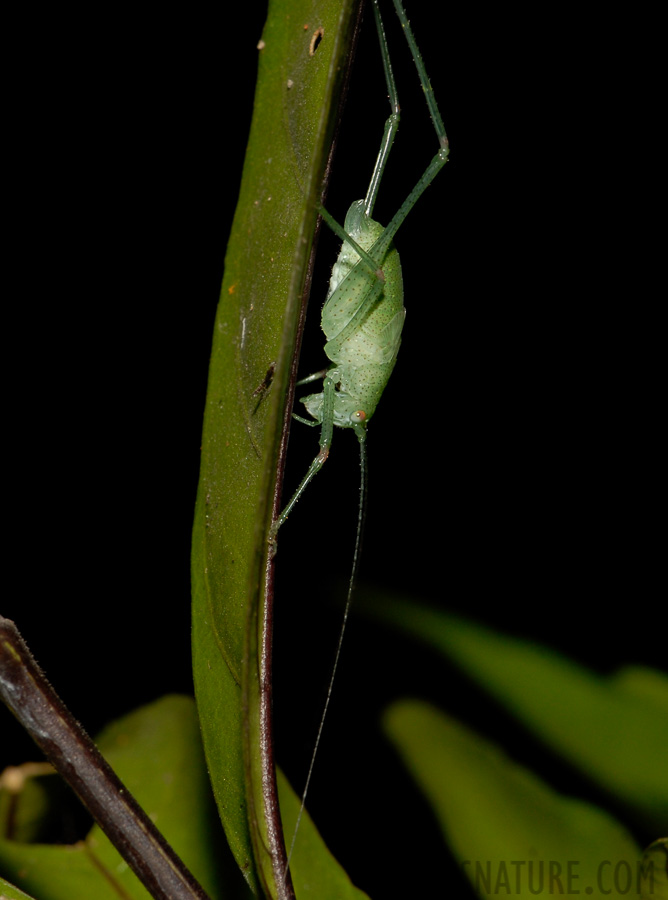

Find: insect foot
[268,526,279,559]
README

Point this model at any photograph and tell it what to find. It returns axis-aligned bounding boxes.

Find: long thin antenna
[284,426,367,881]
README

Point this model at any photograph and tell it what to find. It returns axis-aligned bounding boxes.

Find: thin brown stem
[0,616,210,900]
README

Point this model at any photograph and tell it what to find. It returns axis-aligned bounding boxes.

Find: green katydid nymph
[270,0,450,873]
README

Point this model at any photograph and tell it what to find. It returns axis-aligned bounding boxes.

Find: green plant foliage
[384,700,645,899]
[275,770,370,899]
[0,696,242,900]
[0,841,136,900]
[0,876,37,899]
[366,596,668,832]
[90,695,233,899]
[190,0,363,896]
[0,766,54,845]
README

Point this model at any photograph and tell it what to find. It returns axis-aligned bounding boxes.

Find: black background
[2,2,663,897]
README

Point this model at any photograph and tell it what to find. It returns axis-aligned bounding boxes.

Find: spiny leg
[269,374,336,543]
[317,0,450,309]
[392,0,448,153]
[312,1,404,280]
[370,0,450,261]
[363,0,401,218]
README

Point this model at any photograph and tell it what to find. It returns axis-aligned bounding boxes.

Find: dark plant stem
[0,616,211,900]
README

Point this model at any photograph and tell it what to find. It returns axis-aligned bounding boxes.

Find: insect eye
[351,410,367,424]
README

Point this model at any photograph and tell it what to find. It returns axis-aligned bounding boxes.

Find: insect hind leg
[362,0,401,219]
[318,205,385,283]
[390,0,448,152]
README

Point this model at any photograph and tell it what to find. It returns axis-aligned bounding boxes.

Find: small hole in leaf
[309,27,324,56]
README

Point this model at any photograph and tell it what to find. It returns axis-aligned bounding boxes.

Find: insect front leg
[269,375,336,547]
[292,370,327,425]
[295,368,329,387]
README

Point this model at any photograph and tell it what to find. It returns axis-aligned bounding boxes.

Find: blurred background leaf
[0,696,246,900]
[362,596,668,832]
[384,700,643,900]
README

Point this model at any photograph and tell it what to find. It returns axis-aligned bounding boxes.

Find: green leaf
[0,695,243,900]
[0,876,37,900]
[366,596,668,831]
[276,770,370,900]
[91,694,235,899]
[613,666,668,716]
[0,842,128,900]
[190,0,360,895]
[384,700,644,899]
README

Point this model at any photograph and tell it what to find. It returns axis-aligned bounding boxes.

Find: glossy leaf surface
[190,0,362,896]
